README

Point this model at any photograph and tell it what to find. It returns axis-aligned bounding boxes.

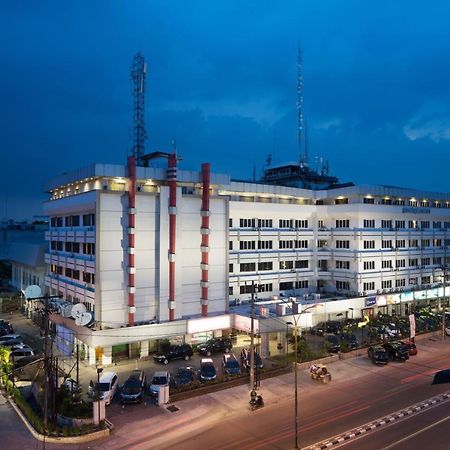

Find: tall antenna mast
[297,45,307,167]
[131,53,147,165]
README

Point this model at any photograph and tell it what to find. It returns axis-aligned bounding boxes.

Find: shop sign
[377,295,387,306]
[400,291,414,302]
[365,297,376,307]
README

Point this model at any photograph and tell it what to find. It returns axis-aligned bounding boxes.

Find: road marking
[304,391,450,450]
[380,413,450,449]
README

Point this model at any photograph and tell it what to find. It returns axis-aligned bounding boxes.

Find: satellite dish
[75,312,93,327]
[71,303,87,320]
[24,285,42,300]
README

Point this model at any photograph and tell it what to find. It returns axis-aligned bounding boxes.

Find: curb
[6,395,110,444]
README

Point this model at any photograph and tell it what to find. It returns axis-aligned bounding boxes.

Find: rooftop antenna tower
[131,53,147,166]
[297,45,307,167]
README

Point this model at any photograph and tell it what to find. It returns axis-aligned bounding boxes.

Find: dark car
[325,334,340,353]
[197,337,232,356]
[120,370,146,404]
[153,344,193,365]
[171,367,196,387]
[382,341,409,361]
[223,353,241,376]
[340,333,358,349]
[0,320,14,335]
[368,345,389,365]
[240,348,264,370]
[310,321,342,336]
[200,358,217,382]
[400,341,418,356]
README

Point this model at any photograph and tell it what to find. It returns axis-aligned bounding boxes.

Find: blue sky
[2,1,450,219]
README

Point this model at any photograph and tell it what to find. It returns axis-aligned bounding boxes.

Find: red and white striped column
[200,163,211,317]
[167,153,177,321]
[127,156,136,326]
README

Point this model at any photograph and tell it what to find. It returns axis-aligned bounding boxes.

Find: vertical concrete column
[127,155,136,326]
[88,346,96,366]
[260,333,270,359]
[167,153,177,321]
[140,340,149,358]
[102,346,113,366]
[200,162,211,317]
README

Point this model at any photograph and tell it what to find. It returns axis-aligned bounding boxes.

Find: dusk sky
[2,1,450,220]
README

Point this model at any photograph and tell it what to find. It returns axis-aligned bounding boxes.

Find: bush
[14,391,44,434]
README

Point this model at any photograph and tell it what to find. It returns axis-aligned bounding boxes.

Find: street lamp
[282,299,321,450]
[96,365,103,428]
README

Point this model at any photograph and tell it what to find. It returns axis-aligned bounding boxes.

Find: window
[318,220,325,228]
[229,241,233,250]
[295,280,308,289]
[445,222,450,229]
[409,220,418,229]
[409,258,418,267]
[396,240,406,248]
[229,264,233,273]
[317,240,328,248]
[336,260,350,269]
[240,285,253,294]
[409,239,418,247]
[421,221,430,229]
[295,260,309,269]
[279,261,294,270]
[295,219,308,228]
[363,282,375,291]
[82,272,95,284]
[336,219,350,228]
[433,257,442,265]
[434,202,442,209]
[257,219,273,228]
[363,219,375,228]
[239,218,256,228]
[240,263,256,272]
[421,239,430,247]
[394,199,405,206]
[433,239,442,247]
[258,283,273,292]
[82,213,95,226]
[229,218,233,228]
[364,261,375,270]
[65,215,80,227]
[240,241,256,250]
[336,280,350,290]
[381,198,392,205]
[363,240,375,249]
[421,258,430,266]
[433,221,442,229]
[258,261,273,271]
[396,259,406,268]
[229,286,233,295]
[336,240,350,249]
[82,243,95,255]
[381,220,392,229]
[421,201,430,207]
[382,240,392,249]
[279,219,293,228]
[279,240,293,249]
[280,281,294,290]
[363,197,375,204]
[421,276,431,284]
[296,240,308,249]
[258,240,273,250]
[65,268,72,277]
[395,220,405,229]
[382,280,392,289]
[382,260,392,269]
[335,198,348,205]
[72,270,80,280]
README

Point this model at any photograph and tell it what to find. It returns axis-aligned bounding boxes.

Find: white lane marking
[380,413,450,450]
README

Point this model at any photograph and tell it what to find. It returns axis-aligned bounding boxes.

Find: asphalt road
[338,398,450,450]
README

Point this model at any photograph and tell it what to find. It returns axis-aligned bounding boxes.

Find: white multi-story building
[43,157,450,365]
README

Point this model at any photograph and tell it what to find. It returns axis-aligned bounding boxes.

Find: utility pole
[249,281,255,391]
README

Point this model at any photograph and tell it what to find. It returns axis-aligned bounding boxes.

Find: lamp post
[283,300,321,450]
[96,365,103,428]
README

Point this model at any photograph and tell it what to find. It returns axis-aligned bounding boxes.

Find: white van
[96,372,118,406]
[10,348,34,362]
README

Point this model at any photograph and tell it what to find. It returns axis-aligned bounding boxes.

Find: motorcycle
[309,364,331,384]
[249,394,264,410]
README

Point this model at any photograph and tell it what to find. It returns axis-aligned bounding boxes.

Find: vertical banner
[409,313,416,340]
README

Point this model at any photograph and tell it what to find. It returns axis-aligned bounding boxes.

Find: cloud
[403,101,450,142]
[314,118,342,131]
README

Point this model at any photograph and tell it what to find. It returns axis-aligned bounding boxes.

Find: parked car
[382,341,409,362]
[121,370,146,404]
[367,345,389,365]
[400,341,418,356]
[340,333,358,349]
[200,358,217,382]
[324,334,340,353]
[153,344,193,365]
[94,371,118,405]
[240,348,264,371]
[0,334,22,345]
[171,367,196,387]
[222,353,241,376]
[149,371,170,396]
[10,347,34,362]
[310,321,342,336]
[197,337,232,356]
[0,320,14,335]
[1,339,26,348]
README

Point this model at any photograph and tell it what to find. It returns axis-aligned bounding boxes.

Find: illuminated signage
[187,315,231,334]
